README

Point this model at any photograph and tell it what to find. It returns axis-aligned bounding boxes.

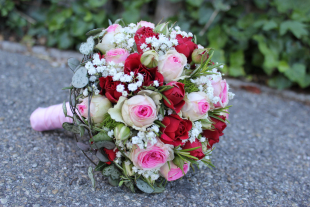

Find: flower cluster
[69,20,234,193]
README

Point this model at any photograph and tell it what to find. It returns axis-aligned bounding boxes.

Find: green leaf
[76,142,90,151]
[62,86,73,90]
[268,75,292,90]
[186,0,204,7]
[207,25,228,49]
[284,63,306,87]
[180,146,201,152]
[280,20,308,38]
[62,101,67,117]
[71,67,89,89]
[154,120,166,128]
[108,176,119,186]
[111,168,121,180]
[95,161,107,171]
[102,165,117,176]
[172,156,185,175]
[262,20,277,31]
[91,140,115,150]
[278,60,290,72]
[68,58,80,71]
[161,94,171,105]
[229,50,245,77]
[124,181,135,193]
[96,151,109,162]
[92,131,113,142]
[212,0,231,11]
[86,28,104,36]
[88,166,95,188]
[119,180,124,187]
[153,183,165,193]
[88,0,107,8]
[62,122,80,133]
[136,179,154,194]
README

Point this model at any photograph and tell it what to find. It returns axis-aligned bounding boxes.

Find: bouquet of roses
[30,19,234,193]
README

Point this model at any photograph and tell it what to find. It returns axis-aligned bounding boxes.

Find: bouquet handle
[30,102,73,131]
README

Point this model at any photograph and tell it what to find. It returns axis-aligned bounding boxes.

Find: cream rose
[96,24,122,53]
[77,95,112,123]
[181,92,211,121]
[158,50,187,82]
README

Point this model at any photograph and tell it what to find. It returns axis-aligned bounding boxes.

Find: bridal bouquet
[30,19,234,193]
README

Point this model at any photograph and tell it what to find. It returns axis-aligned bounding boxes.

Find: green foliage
[97,113,119,129]
[1,0,310,89]
[178,78,199,93]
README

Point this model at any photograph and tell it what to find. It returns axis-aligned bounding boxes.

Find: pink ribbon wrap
[30,102,73,131]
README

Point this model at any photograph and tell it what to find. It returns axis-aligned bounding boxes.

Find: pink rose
[96,24,122,53]
[107,24,121,32]
[160,161,189,181]
[137,21,155,29]
[158,50,187,82]
[122,95,157,131]
[77,95,112,123]
[181,92,211,121]
[105,48,129,64]
[212,78,228,108]
[130,139,174,170]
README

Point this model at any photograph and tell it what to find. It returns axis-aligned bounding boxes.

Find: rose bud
[160,161,190,181]
[137,20,155,29]
[181,92,211,121]
[114,123,131,140]
[105,48,129,65]
[158,50,187,82]
[122,95,157,131]
[140,50,159,68]
[96,24,122,53]
[123,161,134,176]
[130,138,174,170]
[191,48,209,64]
[182,138,205,160]
[154,22,169,35]
[211,78,229,108]
[77,95,112,123]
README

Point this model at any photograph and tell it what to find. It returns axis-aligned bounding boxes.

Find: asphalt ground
[0,49,309,206]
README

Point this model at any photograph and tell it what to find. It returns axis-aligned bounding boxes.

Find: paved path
[0,49,309,206]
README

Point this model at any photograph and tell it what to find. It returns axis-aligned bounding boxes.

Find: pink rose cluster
[72,20,235,192]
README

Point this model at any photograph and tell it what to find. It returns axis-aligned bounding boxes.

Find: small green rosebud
[191,48,209,64]
[122,161,134,176]
[154,22,169,35]
[114,124,131,140]
[140,50,159,68]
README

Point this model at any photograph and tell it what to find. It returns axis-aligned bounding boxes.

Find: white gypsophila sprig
[183,121,203,144]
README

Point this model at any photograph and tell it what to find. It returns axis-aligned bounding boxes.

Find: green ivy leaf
[280,20,308,38]
[262,20,278,31]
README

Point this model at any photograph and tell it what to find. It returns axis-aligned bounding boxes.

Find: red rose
[175,34,198,62]
[103,148,118,161]
[99,76,123,103]
[162,81,186,113]
[134,26,159,53]
[160,114,192,146]
[182,138,205,160]
[124,53,164,88]
[202,116,227,149]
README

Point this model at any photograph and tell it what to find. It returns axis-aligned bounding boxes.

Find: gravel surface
[0,49,310,207]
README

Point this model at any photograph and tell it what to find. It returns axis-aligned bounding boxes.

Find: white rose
[158,50,187,82]
[96,24,122,53]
